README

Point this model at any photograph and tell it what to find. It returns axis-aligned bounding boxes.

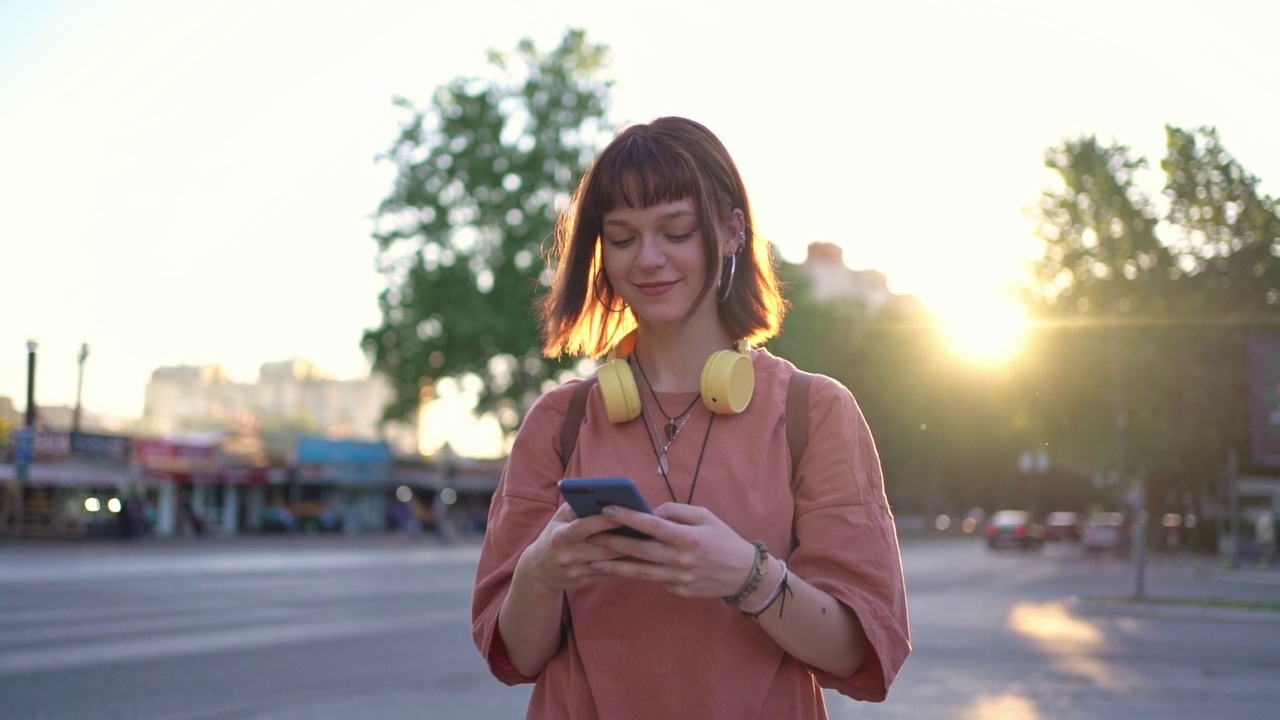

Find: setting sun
[932,295,1029,366]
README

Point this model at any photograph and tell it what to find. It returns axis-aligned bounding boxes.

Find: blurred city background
[1,1,1278,718]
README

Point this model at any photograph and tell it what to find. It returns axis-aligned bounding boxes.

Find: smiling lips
[635,281,678,296]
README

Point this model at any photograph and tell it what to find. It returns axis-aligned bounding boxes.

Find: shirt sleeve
[787,374,911,702]
[470,382,577,685]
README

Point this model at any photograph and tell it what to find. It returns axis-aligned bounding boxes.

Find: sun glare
[933,295,1029,366]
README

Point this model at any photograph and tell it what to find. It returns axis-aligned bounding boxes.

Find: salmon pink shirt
[472,351,910,719]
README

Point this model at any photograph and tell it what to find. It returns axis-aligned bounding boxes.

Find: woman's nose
[637,234,666,268]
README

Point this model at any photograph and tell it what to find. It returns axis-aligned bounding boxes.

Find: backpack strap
[560,378,598,471]
[786,370,815,484]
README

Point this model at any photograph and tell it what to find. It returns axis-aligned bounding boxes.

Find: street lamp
[24,340,37,428]
[72,343,89,437]
[12,341,38,536]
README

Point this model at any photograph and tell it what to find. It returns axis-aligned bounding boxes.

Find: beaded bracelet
[723,540,769,607]
[741,559,790,619]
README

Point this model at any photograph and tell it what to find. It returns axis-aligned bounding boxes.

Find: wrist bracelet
[723,540,768,606]
[741,559,790,619]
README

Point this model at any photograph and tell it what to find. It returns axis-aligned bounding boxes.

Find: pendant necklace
[642,401,696,475]
[638,393,716,504]
[632,355,701,442]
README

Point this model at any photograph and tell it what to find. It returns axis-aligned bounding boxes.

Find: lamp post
[12,341,38,536]
[24,340,37,428]
[72,343,89,438]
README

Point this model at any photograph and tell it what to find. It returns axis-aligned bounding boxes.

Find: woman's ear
[726,209,746,256]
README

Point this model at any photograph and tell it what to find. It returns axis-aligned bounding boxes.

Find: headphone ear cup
[700,349,754,414]
[597,359,641,423]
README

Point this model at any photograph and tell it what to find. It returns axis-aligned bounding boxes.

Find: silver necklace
[638,395,716,504]
[641,397,698,475]
[632,355,701,440]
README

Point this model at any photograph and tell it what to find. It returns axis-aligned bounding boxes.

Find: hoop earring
[594,277,626,313]
[717,253,737,303]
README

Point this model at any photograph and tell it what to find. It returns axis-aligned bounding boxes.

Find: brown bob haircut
[539,116,786,359]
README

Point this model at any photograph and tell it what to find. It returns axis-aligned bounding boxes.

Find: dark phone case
[558,477,654,540]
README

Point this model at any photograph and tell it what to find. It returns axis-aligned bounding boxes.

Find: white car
[1082,512,1127,553]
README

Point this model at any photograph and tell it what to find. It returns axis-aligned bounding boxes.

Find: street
[0,534,1277,719]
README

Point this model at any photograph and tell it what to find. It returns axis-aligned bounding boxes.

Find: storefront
[1,431,142,539]
[134,435,223,537]
[294,436,395,534]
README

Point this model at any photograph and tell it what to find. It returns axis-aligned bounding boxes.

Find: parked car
[1082,512,1127,553]
[1044,511,1083,542]
[985,510,1045,550]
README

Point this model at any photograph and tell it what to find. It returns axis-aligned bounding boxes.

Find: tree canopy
[364,29,612,435]
[1025,126,1279,519]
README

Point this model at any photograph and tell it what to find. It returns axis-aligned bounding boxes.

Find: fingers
[587,504,756,599]
[554,502,627,543]
[651,502,711,525]
[519,504,637,594]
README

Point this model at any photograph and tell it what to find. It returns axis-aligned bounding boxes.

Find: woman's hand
[515,503,633,595]
[585,503,757,598]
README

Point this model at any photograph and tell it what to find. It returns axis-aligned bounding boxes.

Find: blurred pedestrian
[471,117,910,718]
[1256,509,1275,569]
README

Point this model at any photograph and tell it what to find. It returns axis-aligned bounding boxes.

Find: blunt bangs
[586,134,704,214]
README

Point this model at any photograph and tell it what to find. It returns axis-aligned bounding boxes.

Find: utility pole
[24,340,37,428]
[1226,448,1240,570]
[1132,479,1147,600]
[72,343,89,438]
[12,341,38,537]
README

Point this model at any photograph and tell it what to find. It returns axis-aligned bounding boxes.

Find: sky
[2,0,1278,450]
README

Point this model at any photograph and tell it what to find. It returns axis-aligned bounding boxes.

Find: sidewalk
[1068,551,1280,623]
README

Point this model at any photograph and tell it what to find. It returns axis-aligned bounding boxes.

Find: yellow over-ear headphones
[596,332,754,422]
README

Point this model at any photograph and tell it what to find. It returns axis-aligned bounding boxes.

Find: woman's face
[600,197,722,329]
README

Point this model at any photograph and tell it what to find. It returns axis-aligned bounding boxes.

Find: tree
[363,29,613,435]
[1028,136,1176,503]
[1159,126,1280,488]
[1028,128,1280,520]
[1163,125,1279,316]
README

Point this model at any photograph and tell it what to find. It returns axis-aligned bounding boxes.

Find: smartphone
[558,476,654,540]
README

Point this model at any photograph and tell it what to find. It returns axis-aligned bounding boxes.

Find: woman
[472,116,910,719]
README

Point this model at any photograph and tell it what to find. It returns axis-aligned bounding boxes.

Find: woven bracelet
[723,540,769,607]
[741,559,790,619]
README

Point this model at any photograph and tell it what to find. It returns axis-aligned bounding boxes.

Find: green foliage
[1033,135,1175,313]
[770,260,865,378]
[363,29,613,432]
[1027,126,1280,515]
[1162,126,1280,313]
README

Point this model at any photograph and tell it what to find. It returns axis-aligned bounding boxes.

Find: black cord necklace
[632,355,701,441]
[639,398,716,504]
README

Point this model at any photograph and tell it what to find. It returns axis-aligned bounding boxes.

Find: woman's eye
[605,236,634,247]
[666,230,695,241]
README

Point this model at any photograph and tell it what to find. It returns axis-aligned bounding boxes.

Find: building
[142,358,417,454]
[798,241,893,312]
[0,396,19,427]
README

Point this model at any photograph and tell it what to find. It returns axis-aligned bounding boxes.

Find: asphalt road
[0,533,1277,719]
